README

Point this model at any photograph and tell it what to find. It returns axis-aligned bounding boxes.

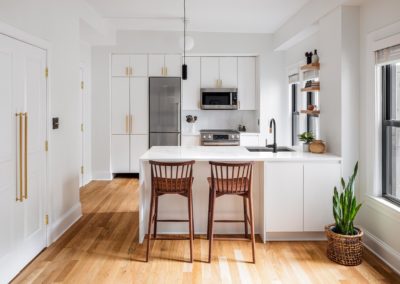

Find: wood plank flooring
[12,178,400,283]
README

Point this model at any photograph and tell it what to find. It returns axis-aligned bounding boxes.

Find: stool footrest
[157,219,189,222]
[212,237,250,241]
[214,219,246,223]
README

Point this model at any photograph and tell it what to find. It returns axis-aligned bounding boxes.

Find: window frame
[381,64,400,206]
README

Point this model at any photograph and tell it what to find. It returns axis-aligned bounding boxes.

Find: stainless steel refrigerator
[149,77,181,147]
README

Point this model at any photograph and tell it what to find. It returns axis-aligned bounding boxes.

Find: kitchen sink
[246,146,295,152]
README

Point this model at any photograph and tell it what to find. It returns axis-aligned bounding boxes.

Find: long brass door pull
[16,113,23,202]
[23,112,28,199]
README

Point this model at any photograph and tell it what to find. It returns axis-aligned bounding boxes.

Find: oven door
[200,88,238,110]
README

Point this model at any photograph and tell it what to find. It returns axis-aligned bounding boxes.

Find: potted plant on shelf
[298,131,315,152]
[325,162,363,266]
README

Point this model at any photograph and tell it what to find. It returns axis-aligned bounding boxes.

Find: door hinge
[45,140,48,152]
[45,67,49,78]
[45,214,49,225]
[81,123,84,132]
[81,81,84,90]
[81,166,84,175]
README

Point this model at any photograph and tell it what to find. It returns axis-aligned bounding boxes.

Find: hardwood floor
[12,178,400,283]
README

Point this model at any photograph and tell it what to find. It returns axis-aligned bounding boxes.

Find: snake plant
[332,162,362,235]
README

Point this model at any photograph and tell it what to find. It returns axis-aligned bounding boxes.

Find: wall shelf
[301,87,320,92]
[300,63,320,71]
[301,110,320,116]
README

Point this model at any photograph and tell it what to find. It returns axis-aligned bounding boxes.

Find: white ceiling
[84,0,311,34]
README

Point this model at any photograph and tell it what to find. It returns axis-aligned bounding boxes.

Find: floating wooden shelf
[301,87,320,92]
[301,110,320,116]
[300,63,320,71]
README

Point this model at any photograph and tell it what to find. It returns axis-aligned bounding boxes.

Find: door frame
[0,21,52,246]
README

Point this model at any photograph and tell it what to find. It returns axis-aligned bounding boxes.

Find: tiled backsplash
[182,110,259,134]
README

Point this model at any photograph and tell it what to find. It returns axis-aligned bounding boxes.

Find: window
[381,63,400,205]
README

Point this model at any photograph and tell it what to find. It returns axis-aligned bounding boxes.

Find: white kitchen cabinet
[111,78,130,135]
[130,54,148,77]
[130,135,149,173]
[304,162,341,231]
[181,135,200,146]
[111,135,130,173]
[265,163,304,232]
[219,57,238,88]
[182,57,201,110]
[149,54,181,77]
[240,133,260,146]
[201,57,219,88]
[165,54,182,77]
[112,54,130,77]
[130,77,148,134]
[238,57,256,110]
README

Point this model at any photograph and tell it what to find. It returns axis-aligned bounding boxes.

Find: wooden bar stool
[146,160,195,262]
[207,161,255,263]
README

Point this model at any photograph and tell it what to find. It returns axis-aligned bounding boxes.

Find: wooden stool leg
[248,193,256,264]
[188,191,194,263]
[207,187,212,240]
[146,193,155,262]
[153,196,159,238]
[243,196,248,238]
[208,190,216,263]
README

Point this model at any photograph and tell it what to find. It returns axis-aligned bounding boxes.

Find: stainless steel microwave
[200,88,238,110]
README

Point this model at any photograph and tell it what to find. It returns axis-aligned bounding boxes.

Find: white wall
[91,31,289,177]
[358,0,400,273]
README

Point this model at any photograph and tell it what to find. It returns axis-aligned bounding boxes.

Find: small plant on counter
[185,115,197,123]
[325,162,364,266]
[298,131,315,144]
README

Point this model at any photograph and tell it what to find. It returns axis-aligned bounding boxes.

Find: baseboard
[91,171,113,180]
[49,203,82,244]
[362,228,400,275]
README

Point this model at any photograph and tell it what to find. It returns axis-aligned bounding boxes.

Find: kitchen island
[138,146,341,243]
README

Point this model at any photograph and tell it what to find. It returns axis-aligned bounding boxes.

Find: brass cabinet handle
[16,113,23,202]
[161,67,164,76]
[125,115,129,133]
[165,67,168,76]
[130,115,133,134]
[130,67,133,76]
[24,112,28,199]
[125,67,129,76]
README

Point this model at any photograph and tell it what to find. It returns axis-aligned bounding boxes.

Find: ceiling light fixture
[182,0,188,80]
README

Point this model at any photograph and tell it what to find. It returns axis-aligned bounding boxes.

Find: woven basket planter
[325,224,364,266]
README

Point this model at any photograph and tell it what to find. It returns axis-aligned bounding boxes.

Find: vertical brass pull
[24,112,28,199]
[161,67,164,76]
[125,67,129,76]
[165,67,168,76]
[16,113,23,202]
[125,115,129,133]
[130,67,133,76]
[130,115,133,134]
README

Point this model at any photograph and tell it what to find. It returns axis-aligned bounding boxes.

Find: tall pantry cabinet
[111,54,149,173]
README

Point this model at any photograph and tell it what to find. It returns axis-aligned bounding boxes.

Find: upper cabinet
[201,57,238,88]
[111,54,148,77]
[149,54,181,77]
[238,57,256,110]
[182,57,201,110]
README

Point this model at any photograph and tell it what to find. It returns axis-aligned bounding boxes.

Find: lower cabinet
[264,161,341,233]
[111,134,149,173]
[240,133,260,146]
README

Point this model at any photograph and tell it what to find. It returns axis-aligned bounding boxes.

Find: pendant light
[182,0,188,80]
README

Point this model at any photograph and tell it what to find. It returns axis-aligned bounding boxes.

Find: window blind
[376,44,400,65]
[288,73,299,84]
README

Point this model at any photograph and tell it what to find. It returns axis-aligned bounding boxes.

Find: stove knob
[202,135,206,139]
[236,134,240,139]
[231,135,235,139]
[208,134,212,139]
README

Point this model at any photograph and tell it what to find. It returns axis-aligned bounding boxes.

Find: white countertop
[140,146,341,162]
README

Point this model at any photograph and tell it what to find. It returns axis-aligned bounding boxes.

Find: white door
[111,54,130,77]
[0,34,47,284]
[265,163,303,232]
[130,135,148,173]
[182,57,201,110]
[219,57,238,88]
[201,57,219,88]
[148,54,165,76]
[130,77,148,134]
[111,78,130,135]
[165,54,181,77]
[111,135,130,173]
[130,54,148,77]
[238,57,256,110]
[304,162,341,231]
